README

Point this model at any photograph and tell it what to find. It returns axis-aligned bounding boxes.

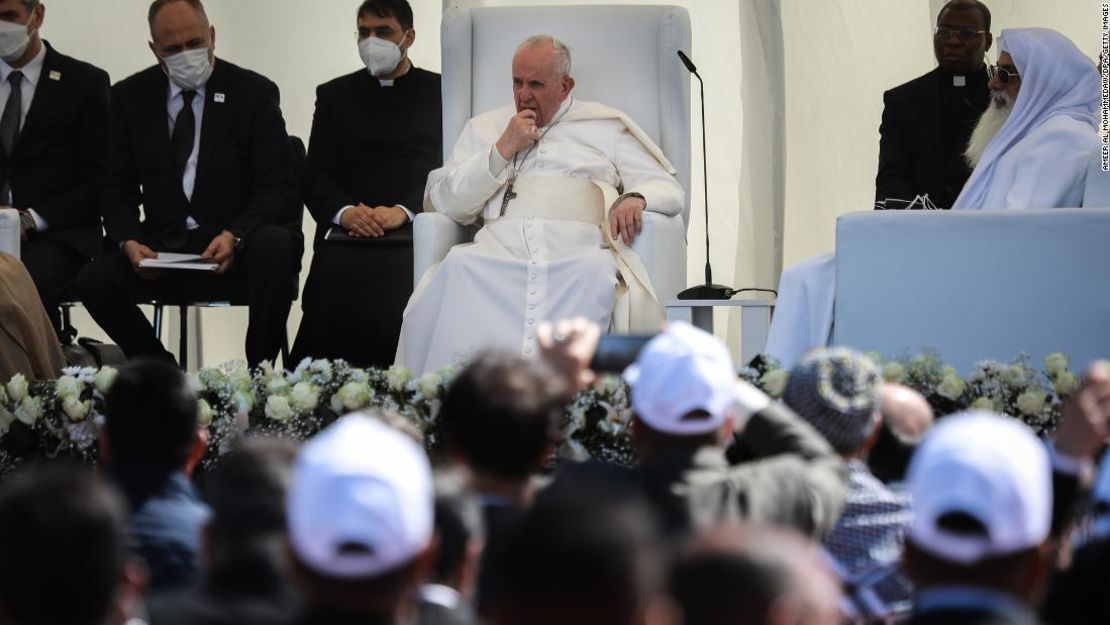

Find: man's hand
[495,109,539,161]
[609,195,645,246]
[1055,361,1110,460]
[201,230,236,274]
[122,240,159,277]
[537,317,602,394]
[369,205,409,232]
[340,203,386,238]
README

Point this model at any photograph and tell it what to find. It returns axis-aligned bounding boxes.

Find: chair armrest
[413,212,477,287]
[632,212,687,301]
[0,208,19,258]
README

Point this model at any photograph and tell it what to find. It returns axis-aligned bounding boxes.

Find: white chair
[0,208,19,257]
[415,4,692,303]
[1082,149,1110,207]
[834,209,1110,373]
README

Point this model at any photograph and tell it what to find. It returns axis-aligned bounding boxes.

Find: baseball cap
[907,411,1051,564]
[287,413,434,578]
[623,322,769,435]
[782,348,880,454]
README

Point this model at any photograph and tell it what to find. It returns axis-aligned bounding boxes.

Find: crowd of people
[1,321,1108,625]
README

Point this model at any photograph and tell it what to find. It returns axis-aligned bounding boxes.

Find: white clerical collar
[378,78,395,87]
[953,75,967,87]
[0,41,45,88]
[419,584,461,610]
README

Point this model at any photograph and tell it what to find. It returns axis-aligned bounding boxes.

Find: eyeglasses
[986,64,1021,85]
[934,26,988,41]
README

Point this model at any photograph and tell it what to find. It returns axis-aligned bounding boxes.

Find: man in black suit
[76,0,300,367]
[0,0,109,339]
[290,0,441,367]
[875,0,992,209]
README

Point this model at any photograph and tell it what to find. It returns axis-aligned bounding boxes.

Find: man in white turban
[767,27,1100,368]
[957,27,1100,209]
[395,35,683,374]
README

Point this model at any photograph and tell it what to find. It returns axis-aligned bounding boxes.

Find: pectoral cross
[499,177,518,216]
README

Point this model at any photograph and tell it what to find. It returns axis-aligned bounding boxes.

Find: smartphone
[589,334,656,373]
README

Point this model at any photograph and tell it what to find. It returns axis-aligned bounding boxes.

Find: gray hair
[516,34,572,78]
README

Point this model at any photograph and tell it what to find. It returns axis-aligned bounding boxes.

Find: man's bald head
[868,384,935,484]
[671,525,842,625]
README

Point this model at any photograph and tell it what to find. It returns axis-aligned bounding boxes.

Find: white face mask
[359,35,404,77]
[0,15,34,65]
[163,47,214,91]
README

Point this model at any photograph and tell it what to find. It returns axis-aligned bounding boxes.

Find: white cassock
[396,98,684,374]
[767,27,1100,369]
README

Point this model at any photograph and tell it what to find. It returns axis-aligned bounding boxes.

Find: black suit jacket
[908,607,1040,625]
[875,66,988,209]
[103,59,293,248]
[1,42,109,258]
[303,67,441,245]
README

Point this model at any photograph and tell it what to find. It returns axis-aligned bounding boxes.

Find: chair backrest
[834,209,1110,373]
[441,5,692,224]
[1082,149,1110,207]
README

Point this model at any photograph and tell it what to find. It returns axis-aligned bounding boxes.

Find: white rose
[760,369,789,399]
[335,382,371,412]
[309,359,333,380]
[1004,365,1030,386]
[1015,391,1046,417]
[265,395,294,422]
[1054,371,1080,398]
[1044,352,1070,379]
[881,362,906,384]
[196,399,214,427]
[62,397,92,421]
[6,374,28,403]
[94,367,118,395]
[267,377,291,395]
[417,373,443,400]
[386,366,413,393]
[55,375,84,401]
[228,367,252,393]
[936,374,967,401]
[969,397,995,411]
[14,396,43,425]
[290,382,319,412]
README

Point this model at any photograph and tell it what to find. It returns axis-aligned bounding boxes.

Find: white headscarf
[952,28,1099,210]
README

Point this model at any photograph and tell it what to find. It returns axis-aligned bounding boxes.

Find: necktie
[171,90,196,187]
[0,71,23,204]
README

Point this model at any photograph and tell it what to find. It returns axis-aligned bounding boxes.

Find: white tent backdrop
[44,0,1099,368]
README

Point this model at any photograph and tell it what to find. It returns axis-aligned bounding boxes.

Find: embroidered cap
[782,347,880,454]
[287,413,433,578]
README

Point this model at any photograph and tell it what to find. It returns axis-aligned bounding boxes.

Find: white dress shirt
[0,44,47,229]
[167,81,205,229]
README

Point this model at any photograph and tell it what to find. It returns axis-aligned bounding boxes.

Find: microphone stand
[677,51,732,300]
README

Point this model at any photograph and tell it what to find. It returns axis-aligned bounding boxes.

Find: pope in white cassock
[396,35,684,374]
[766,27,1100,369]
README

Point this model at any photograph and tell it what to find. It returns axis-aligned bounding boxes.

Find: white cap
[287,413,433,578]
[907,411,1051,564]
[623,322,769,435]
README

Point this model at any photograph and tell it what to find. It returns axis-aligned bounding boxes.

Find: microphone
[676,50,732,300]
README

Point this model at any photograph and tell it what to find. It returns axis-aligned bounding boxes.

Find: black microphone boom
[676,50,732,300]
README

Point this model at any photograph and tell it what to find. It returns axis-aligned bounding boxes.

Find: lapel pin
[214,93,225,103]
[48,70,61,81]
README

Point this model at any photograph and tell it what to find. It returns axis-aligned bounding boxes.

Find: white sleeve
[1003,121,1097,210]
[611,126,684,216]
[424,118,510,225]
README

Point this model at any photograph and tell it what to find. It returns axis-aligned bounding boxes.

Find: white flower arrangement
[0,349,1085,476]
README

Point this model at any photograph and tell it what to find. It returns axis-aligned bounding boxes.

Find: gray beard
[964,93,1014,169]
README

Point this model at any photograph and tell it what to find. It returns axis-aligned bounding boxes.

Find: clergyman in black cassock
[875,1,992,209]
[291,9,441,368]
[76,2,300,367]
[0,6,110,339]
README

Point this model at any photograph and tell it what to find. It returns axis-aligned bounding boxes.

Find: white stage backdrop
[44,0,1100,368]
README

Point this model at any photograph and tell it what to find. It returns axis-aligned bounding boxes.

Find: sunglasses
[986,64,1021,85]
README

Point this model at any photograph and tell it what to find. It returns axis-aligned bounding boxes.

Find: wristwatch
[616,191,647,208]
[228,229,244,251]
